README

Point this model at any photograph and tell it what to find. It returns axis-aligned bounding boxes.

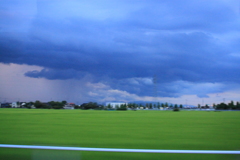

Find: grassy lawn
[0,109,239,160]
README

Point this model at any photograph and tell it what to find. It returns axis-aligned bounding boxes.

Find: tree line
[17,101,183,110]
[214,101,240,110]
[16,100,67,109]
[79,102,183,110]
[5,100,240,110]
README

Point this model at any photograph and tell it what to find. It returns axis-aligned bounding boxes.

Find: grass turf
[0,109,239,159]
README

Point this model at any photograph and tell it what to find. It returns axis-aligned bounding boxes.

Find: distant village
[1,100,240,110]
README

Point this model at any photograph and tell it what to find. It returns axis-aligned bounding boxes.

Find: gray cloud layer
[1,0,240,98]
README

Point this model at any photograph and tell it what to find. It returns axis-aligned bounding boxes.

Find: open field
[0,109,240,160]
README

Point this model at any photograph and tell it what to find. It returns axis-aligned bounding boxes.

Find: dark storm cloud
[0,0,240,97]
[24,68,86,80]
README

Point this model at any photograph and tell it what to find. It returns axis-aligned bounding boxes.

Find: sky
[1,0,240,105]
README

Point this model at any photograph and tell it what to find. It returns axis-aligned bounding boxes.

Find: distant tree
[179,104,183,108]
[174,104,178,108]
[153,104,156,109]
[34,100,43,109]
[132,103,135,109]
[216,103,228,110]
[157,102,161,109]
[146,103,149,109]
[127,103,137,110]
[61,100,67,105]
[133,103,137,110]
[161,103,164,108]
[165,102,168,108]
[223,103,229,110]
[231,104,237,110]
[228,101,235,109]
[74,105,80,109]
[205,104,209,108]
[136,103,139,109]
[80,102,98,110]
[49,101,64,109]
[117,104,127,110]
[52,105,63,109]
[236,102,240,110]
[123,103,127,109]
[212,103,216,109]
[198,104,201,108]
[107,103,111,109]
[49,101,55,108]
[149,103,153,109]
[128,103,132,109]
[173,108,180,111]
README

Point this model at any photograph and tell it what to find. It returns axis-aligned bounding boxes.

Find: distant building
[0,103,11,108]
[64,103,75,109]
[12,102,19,108]
[105,102,128,109]
[11,102,29,108]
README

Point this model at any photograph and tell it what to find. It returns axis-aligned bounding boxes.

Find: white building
[105,102,128,109]
[12,102,19,108]
[64,103,75,109]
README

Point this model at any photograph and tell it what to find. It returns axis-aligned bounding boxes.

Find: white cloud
[122,77,153,86]
[86,82,109,89]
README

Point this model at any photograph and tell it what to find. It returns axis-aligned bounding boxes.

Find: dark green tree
[216,103,228,110]
[128,103,132,109]
[34,100,43,109]
[61,100,67,105]
[157,102,161,109]
[146,103,149,109]
[236,102,240,110]
[149,103,153,109]
[228,101,235,109]
[165,102,168,108]
[161,103,164,108]
[198,104,201,108]
[117,104,127,110]
[213,103,216,109]
[107,103,111,109]
[81,102,99,110]
[49,101,64,109]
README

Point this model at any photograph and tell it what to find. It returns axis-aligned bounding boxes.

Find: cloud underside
[0,0,240,99]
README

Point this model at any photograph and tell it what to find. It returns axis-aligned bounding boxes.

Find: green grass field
[0,109,240,160]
